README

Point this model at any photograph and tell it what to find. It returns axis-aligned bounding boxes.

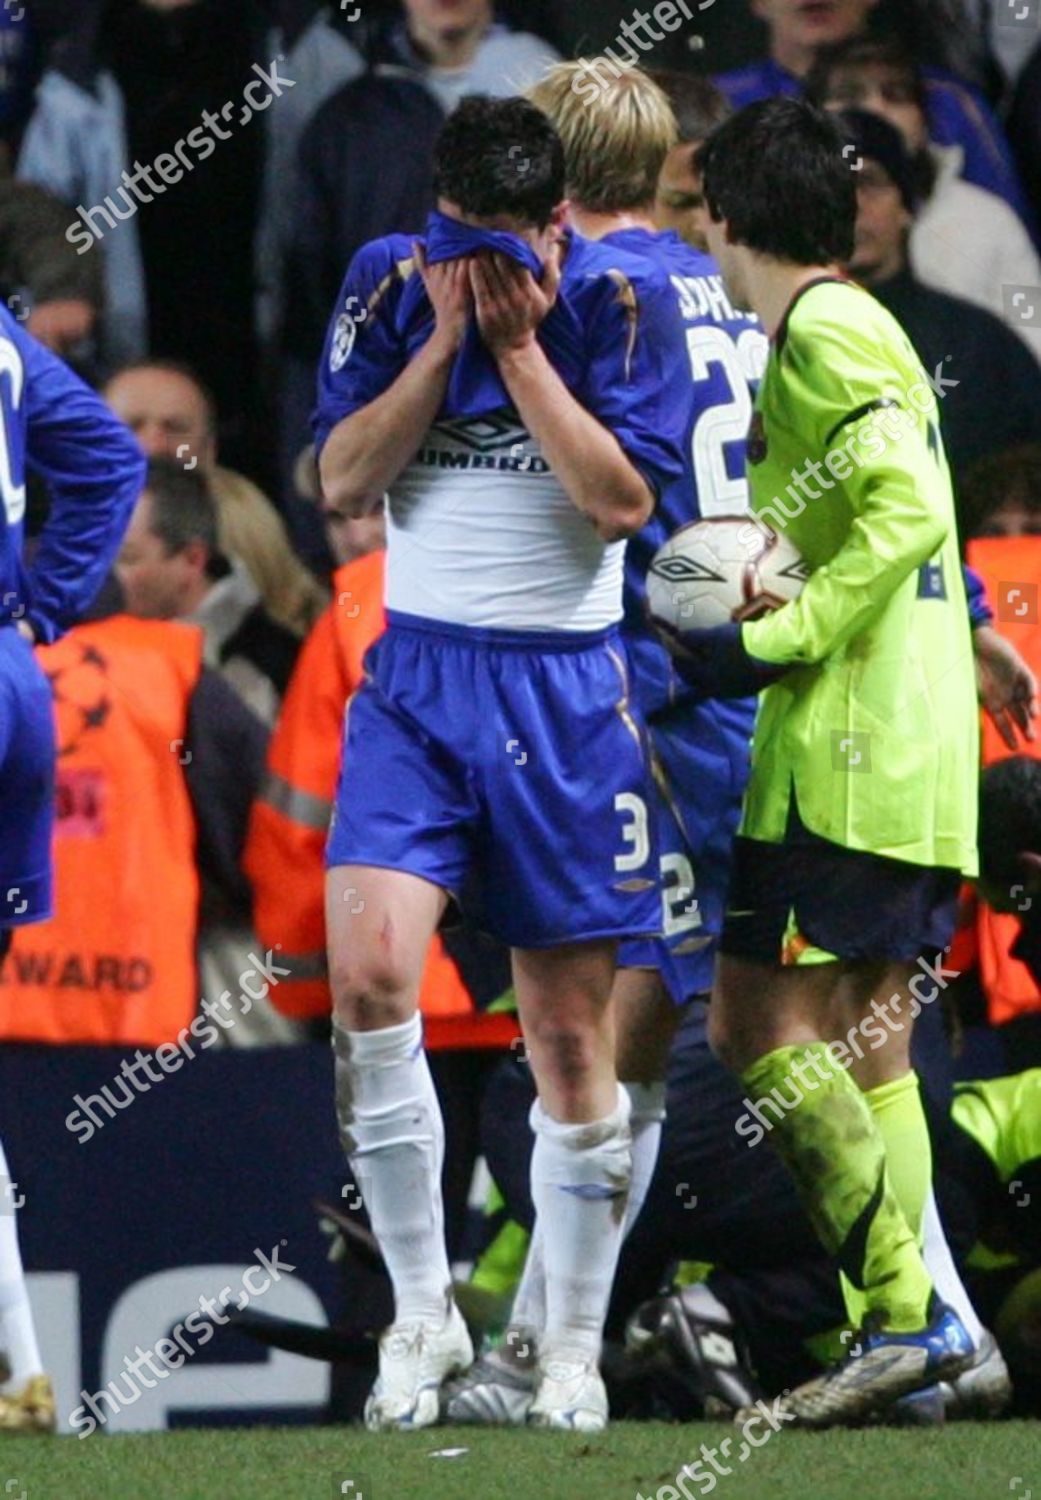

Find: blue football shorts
[327,611,661,949]
[618,692,752,1004]
[0,627,55,928]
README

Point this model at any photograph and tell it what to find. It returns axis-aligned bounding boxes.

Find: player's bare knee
[329,953,417,1031]
[525,1015,602,1088]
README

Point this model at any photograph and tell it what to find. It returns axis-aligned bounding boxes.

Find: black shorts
[719,804,962,967]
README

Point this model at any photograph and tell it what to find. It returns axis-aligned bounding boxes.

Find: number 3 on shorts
[614,792,650,872]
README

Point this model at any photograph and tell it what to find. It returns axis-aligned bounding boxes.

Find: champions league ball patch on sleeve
[329,312,358,373]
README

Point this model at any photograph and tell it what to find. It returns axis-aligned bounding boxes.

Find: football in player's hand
[648,515,810,643]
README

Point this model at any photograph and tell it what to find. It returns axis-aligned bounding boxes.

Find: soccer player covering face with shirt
[445,61,771,1427]
[668,96,979,1425]
[314,97,684,1432]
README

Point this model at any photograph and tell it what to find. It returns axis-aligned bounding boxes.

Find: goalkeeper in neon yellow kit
[658,96,979,1427]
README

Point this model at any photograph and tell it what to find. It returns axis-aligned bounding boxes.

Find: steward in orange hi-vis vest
[244,549,518,1050]
[0,615,203,1045]
[953,536,1041,1024]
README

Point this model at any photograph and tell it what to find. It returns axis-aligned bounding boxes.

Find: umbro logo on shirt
[434,412,528,453]
[419,412,549,476]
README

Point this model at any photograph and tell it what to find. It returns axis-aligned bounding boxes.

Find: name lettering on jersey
[670,273,757,329]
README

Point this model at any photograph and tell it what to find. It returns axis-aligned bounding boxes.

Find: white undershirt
[384,412,625,632]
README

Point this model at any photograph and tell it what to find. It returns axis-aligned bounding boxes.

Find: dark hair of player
[979,757,1041,893]
[696,97,856,265]
[649,69,731,145]
[433,95,565,228]
[143,456,220,562]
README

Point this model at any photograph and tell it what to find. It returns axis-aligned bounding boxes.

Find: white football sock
[0,1140,42,1386]
[622,1081,666,1236]
[333,1014,452,1326]
[510,1080,665,1340]
[923,1186,984,1345]
[509,1220,545,1338]
[531,1086,632,1361]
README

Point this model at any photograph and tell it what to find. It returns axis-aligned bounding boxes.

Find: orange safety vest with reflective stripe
[0,615,203,1045]
[960,536,1041,1023]
[244,550,518,1050]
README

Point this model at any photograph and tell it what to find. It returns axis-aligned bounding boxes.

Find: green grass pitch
[0,1422,1038,1500]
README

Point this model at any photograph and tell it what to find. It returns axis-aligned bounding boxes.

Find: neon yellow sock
[840,1071,933,1327]
[864,1071,931,1245]
[741,1042,932,1332]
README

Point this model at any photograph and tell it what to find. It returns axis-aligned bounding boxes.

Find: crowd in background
[0,0,1040,1419]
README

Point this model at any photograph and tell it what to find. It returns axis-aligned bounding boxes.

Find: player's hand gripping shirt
[738,278,978,875]
[313,217,685,632]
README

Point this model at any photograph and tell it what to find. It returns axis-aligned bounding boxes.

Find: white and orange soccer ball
[647,515,810,640]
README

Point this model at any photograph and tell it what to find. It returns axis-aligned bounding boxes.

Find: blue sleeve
[15,322,145,643]
[711,63,780,110]
[963,563,993,629]
[577,270,687,504]
[312,239,409,458]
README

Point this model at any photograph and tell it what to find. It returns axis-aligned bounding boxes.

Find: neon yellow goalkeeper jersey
[738,277,978,875]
